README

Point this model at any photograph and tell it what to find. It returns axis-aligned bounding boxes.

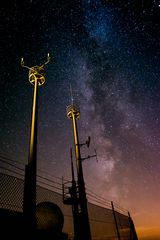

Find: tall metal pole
[70,148,80,240]
[21,54,50,233]
[23,76,38,232]
[67,105,92,240]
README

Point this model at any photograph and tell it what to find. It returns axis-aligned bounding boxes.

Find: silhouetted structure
[66,105,92,240]
[62,148,80,240]
[21,54,50,232]
[0,171,139,240]
[0,57,138,240]
[128,212,139,240]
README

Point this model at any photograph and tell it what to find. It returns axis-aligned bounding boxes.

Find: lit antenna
[70,84,74,105]
[21,53,51,86]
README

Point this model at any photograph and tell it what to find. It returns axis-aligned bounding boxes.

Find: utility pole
[67,104,92,240]
[21,54,50,233]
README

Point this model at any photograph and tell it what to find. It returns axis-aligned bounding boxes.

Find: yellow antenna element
[21,57,30,69]
[40,53,51,68]
[21,53,51,86]
[67,105,80,120]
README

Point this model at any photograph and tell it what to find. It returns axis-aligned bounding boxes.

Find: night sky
[0,0,160,239]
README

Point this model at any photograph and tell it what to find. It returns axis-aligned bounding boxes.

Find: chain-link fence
[0,170,138,240]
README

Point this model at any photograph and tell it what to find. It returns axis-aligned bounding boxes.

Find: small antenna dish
[86,136,91,148]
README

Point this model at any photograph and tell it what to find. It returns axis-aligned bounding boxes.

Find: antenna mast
[66,99,92,240]
[21,54,51,233]
[70,84,74,105]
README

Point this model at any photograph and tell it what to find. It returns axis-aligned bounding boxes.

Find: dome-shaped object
[36,201,64,233]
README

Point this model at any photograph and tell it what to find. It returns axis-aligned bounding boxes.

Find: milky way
[0,1,160,238]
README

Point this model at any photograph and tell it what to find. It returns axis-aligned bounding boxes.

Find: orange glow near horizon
[131,206,160,240]
[137,226,160,240]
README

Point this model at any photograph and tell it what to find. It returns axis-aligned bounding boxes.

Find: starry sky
[0,0,160,239]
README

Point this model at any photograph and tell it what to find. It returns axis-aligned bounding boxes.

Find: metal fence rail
[0,171,136,240]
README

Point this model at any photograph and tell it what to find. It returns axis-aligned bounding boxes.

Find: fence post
[111,201,121,240]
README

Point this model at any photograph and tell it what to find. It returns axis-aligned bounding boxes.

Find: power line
[0,166,24,178]
[86,191,111,205]
[87,195,111,209]
[0,154,69,182]
[0,154,128,214]
[37,179,62,192]
[0,154,25,166]
[37,174,62,186]
[0,158,25,171]
[86,187,111,204]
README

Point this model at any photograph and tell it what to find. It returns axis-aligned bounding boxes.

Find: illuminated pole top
[67,105,80,120]
[21,53,51,86]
